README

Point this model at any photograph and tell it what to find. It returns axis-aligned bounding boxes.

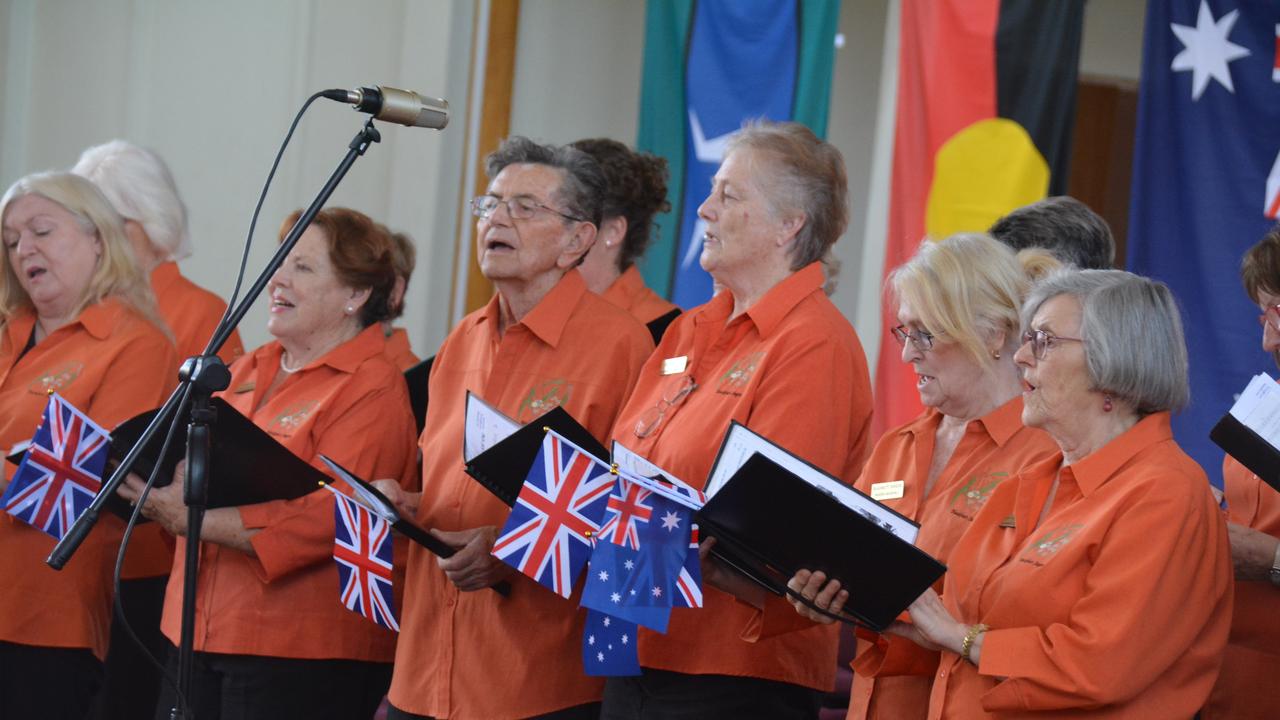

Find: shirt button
[938,671,946,678]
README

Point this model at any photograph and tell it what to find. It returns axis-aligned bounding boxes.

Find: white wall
[0,0,473,356]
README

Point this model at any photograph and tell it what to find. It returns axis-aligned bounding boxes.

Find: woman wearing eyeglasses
[794,268,1232,718]
[1201,228,1280,719]
[784,233,1058,720]
[599,121,874,719]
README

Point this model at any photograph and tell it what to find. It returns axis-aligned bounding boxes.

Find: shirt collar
[264,323,387,375]
[150,261,181,296]
[476,269,587,349]
[75,298,127,340]
[977,395,1028,448]
[1064,411,1174,496]
[690,262,825,338]
[601,265,645,308]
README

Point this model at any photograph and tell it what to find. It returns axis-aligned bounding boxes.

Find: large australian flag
[1128,0,1280,485]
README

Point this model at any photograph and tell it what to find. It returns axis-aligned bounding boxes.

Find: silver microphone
[323,86,449,130]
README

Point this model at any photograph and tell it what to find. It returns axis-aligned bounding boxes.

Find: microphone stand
[47,117,382,720]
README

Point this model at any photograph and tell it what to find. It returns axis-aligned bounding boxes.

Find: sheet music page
[1230,373,1280,447]
[705,423,918,544]
[463,392,521,463]
[611,441,703,510]
[318,455,398,523]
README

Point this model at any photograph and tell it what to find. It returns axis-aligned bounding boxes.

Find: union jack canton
[330,488,399,632]
[1,393,109,541]
[492,432,614,598]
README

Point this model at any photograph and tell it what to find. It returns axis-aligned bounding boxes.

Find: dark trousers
[92,574,170,720]
[153,644,391,720]
[601,669,823,720]
[385,700,602,720]
[0,640,103,720]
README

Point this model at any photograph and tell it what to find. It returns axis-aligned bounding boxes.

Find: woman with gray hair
[601,120,873,718]
[796,269,1233,717]
[72,140,244,363]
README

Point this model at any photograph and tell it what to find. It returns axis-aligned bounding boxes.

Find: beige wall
[0,0,1148,360]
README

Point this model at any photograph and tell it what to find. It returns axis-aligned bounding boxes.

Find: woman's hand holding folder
[432,525,515,592]
[786,569,849,624]
[371,477,421,517]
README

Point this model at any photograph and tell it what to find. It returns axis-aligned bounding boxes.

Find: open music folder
[695,422,946,631]
[461,392,608,506]
[1210,372,1280,493]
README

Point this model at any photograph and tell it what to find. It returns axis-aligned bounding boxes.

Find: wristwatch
[1270,542,1280,588]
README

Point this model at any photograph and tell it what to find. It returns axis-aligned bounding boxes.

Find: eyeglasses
[890,324,940,352]
[1021,329,1083,360]
[470,195,585,223]
[1258,304,1280,331]
[634,375,696,438]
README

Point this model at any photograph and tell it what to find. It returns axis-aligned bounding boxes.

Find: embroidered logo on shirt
[26,361,84,395]
[517,378,573,423]
[1019,522,1085,566]
[715,351,765,396]
[268,400,318,438]
[948,471,1008,521]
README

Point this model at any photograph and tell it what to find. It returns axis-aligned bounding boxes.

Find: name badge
[870,480,904,501]
[660,356,688,376]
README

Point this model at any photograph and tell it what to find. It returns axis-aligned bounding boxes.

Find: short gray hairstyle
[726,121,848,274]
[989,196,1115,270]
[71,140,191,261]
[485,136,606,228]
[1022,269,1189,414]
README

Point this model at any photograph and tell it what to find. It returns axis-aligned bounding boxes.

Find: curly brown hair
[278,207,399,328]
[570,138,670,272]
[1242,225,1280,303]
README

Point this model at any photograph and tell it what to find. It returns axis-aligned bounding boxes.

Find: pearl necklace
[279,353,305,374]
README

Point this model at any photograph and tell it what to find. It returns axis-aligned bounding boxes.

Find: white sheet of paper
[463,392,521,463]
[318,455,397,523]
[611,441,704,510]
[704,423,918,544]
[1229,373,1280,447]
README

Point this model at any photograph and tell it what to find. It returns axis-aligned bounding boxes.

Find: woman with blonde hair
[790,233,1059,720]
[0,171,178,719]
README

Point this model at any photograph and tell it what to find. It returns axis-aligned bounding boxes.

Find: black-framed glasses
[1021,329,1083,360]
[470,195,585,223]
[634,375,696,438]
[890,324,939,352]
[1258,304,1280,331]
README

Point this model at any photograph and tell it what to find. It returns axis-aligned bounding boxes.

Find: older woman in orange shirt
[1200,228,1280,719]
[122,207,417,720]
[601,121,874,719]
[0,172,178,720]
[795,269,1232,718]
[793,233,1059,720]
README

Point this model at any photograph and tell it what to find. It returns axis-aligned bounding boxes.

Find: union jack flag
[331,489,399,632]
[1,394,109,541]
[597,478,654,549]
[492,432,614,598]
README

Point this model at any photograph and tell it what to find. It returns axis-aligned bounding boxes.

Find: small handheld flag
[330,488,399,632]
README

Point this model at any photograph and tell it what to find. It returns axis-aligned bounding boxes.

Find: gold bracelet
[960,623,988,663]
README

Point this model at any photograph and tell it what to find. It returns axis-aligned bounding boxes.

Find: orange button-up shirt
[128,263,244,580]
[608,262,873,692]
[388,269,653,720]
[159,323,417,661]
[855,412,1232,719]
[0,299,177,660]
[1202,455,1280,719]
[601,265,679,328]
[848,397,1057,720]
[383,326,420,371]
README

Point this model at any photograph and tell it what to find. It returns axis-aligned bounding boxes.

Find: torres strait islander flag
[872,0,1085,436]
[1128,0,1280,486]
[636,0,840,308]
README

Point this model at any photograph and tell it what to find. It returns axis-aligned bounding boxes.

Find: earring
[992,350,1001,360]
[345,305,355,315]
[1103,395,1113,412]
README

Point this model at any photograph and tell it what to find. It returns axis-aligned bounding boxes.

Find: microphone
[322,86,449,130]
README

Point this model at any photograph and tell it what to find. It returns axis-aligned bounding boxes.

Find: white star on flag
[611,592,621,603]
[652,586,663,598]
[1170,0,1251,101]
[661,510,681,531]
[624,559,634,570]
[597,651,605,662]
[598,570,609,581]
[622,634,630,644]
[603,617,611,627]
[588,635,595,645]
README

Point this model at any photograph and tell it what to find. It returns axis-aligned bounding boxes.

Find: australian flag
[581,477,704,631]
[1129,0,1280,485]
[331,489,399,632]
[492,432,614,598]
[583,609,640,677]
[1,393,109,541]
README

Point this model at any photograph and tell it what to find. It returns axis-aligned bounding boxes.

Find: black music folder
[404,356,434,434]
[89,398,326,520]
[1211,413,1280,493]
[461,394,608,507]
[695,445,945,631]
